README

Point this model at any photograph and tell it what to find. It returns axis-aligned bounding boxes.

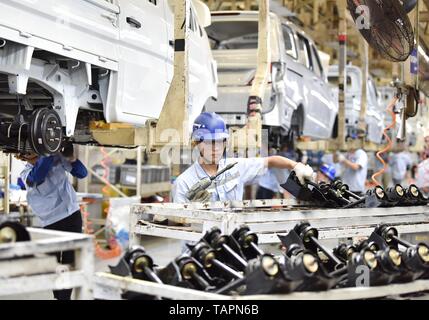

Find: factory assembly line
[1,0,429,310]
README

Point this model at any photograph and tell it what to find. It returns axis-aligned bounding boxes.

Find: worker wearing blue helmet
[172,112,315,203]
[319,164,337,182]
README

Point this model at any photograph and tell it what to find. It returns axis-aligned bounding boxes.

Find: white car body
[204,11,338,141]
[0,0,217,152]
[327,65,385,144]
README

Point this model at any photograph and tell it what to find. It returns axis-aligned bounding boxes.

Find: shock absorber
[294,223,345,270]
[319,182,351,206]
[215,254,283,295]
[125,246,163,284]
[401,184,423,205]
[374,225,429,274]
[282,245,320,281]
[365,185,392,207]
[231,225,264,260]
[278,229,341,291]
[384,184,406,204]
[189,241,243,281]
[333,243,358,263]
[203,227,249,271]
[355,239,398,286]
[332,180,361,201]
[175,256,215,291]
[0,221,30,244]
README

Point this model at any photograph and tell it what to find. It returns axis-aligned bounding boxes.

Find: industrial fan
[347,0,416,62]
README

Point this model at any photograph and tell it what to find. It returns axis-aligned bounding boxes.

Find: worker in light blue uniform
[256,144,300,200]
[390,147,413,186]
[335,148,368,196]
[16,142,87,300]
[173,112,315,203]
[256,169,282,200]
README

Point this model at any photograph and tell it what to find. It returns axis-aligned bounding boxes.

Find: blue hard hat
[320,164,336,181]
[192,112,229,142]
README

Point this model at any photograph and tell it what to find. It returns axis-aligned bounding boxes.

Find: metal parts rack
[130,200,429,245]
[93,272,429,300]
[0,228,94,299]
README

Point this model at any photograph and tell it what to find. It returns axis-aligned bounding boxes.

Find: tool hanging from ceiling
[348,0,421,184]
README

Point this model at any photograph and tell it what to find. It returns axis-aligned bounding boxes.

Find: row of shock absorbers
[109,222,429,299]
[280,222,429,288]
[109,225,331,299]
[282,171,428,209]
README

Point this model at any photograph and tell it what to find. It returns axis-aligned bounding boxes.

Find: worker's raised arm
[266,156,298,170]
[266,156,315,184]
[26,156,55,186]
[70,159,88,179]
[342,159,362,171]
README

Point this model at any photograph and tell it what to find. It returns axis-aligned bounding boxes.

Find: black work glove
[61,141,75,159]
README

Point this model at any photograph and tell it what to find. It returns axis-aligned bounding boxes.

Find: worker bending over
[173,112,315,203]
[17,142,87,300]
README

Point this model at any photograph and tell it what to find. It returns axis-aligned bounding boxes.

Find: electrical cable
[371,97,399,185]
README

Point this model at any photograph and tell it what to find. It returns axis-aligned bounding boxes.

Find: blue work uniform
[173,158,267,203]
[20,155,88,227]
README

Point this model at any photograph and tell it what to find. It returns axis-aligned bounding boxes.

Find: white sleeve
[356,150,368,168]
[416,164,429,189]
[172,178,191,204]
[237,158,268,185]
[406,154,413,167]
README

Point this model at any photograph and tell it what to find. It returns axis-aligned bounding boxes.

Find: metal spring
[17,122,25,152]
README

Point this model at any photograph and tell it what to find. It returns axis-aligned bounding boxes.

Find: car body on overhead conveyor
[204,11,338,146]
[0,0,218,155]
[327,64,385,144]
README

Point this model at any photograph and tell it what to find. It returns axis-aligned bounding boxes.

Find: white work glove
[338,154,346,163]
[190,190,212,203]
[293,163,316,185]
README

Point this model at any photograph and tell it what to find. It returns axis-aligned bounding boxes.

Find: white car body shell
[204,11,338,140]
[328,65,385,144]
[0,0,217,139]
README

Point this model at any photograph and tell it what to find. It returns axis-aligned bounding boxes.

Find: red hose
[82,147,121,259]
[371,97,399,186]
